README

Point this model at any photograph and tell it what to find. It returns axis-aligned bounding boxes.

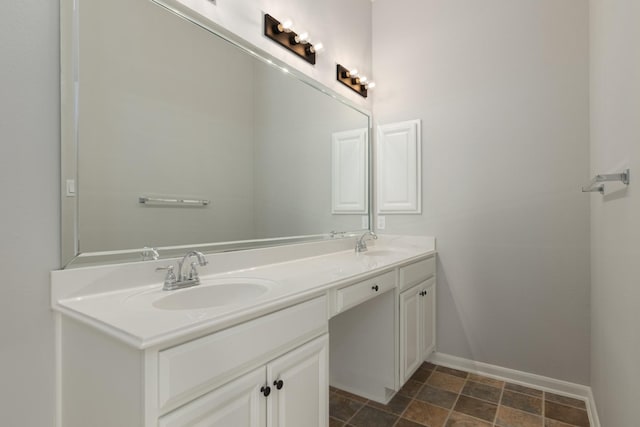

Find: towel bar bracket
[582,169,630,194]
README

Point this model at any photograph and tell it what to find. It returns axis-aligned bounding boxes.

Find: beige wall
[372,0,591,384]
[589,0,640,424]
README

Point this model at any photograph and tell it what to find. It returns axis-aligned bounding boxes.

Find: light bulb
[350,69,359,77]
[359,76,368,83]
[366,81,376,89]
[313,42,324,52]
[298,32,309,43]
[281,19,293,32]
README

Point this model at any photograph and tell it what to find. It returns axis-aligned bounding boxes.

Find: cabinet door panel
[158,367,266,427]
[267,335,329,427]
[421,283,436,359]
[400,285,421,384]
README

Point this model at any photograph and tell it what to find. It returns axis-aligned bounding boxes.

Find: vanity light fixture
[264,14,318,65]
[336,64,375,98]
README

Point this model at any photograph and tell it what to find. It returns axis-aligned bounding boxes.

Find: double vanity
[52,235,436,426]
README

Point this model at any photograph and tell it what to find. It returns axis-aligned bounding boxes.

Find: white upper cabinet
[376,119,422,214]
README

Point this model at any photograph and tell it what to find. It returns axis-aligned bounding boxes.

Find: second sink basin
[152,278,274,310]
[361,248,410,258]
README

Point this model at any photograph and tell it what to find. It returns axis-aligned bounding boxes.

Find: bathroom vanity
[55,1,436,425]
[52,236,436,426]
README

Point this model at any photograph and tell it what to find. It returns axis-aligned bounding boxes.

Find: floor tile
[501,390,542,415]
[545,419,577,427]
[468,373,505,389]
[404,400,450,427]
[446,411,493,427]
[504,383,543,398]
[436,366,469,379]
[396,418,425,427]
[461,380,502,404]
[398,379,424,398]
[421,361,437,371]
[545,392,587,410]
[330,416,345,427]
[334,388,368,403]
[415,384,459,409]
[411,367,433,383]
[495,405,542,427]
[453,395,498,423]
[368,393,411,415]
[330,393,365,421]
[545,401,590,427]
[348,405,398,427]
[427,372,466,393]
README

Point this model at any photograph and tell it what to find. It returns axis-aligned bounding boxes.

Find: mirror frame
[60,0,373,268]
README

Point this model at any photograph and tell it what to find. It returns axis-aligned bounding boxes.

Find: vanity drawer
[157,296,327,413]
[335,270,396,314]
[399,256,435,291]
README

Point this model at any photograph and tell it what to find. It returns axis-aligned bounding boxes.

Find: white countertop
[51,235,435,349]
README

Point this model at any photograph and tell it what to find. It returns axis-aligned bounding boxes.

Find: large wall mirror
[61,0,371,267]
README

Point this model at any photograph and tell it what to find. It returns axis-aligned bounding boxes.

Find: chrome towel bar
[582,169,630,194]
[138,196,210,206]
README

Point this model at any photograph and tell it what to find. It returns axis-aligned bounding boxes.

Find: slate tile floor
[330,362,591,427]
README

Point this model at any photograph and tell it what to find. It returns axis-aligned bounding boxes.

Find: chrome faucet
[156,250,209,291]
[355,231,378,253]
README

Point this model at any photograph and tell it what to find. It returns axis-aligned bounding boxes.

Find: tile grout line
[492,381,506,427]
[542,391,546,427]
[441,372,468,426]
[394,366,435,426]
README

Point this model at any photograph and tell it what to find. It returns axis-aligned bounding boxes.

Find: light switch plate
[66,179,76,197]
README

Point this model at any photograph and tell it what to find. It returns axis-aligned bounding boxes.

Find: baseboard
[428,352,600,427]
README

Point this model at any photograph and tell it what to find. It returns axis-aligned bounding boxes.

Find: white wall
[372,0,591,384]
[589,0,640,424]
[0,0,59,425]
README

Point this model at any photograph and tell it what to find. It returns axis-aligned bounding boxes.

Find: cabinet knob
[260,385,271,397]
[273,379,284,390]
[372,285,379,292]
[420,290,426,296]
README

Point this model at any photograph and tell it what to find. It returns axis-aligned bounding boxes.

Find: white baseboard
[428,352,600,427]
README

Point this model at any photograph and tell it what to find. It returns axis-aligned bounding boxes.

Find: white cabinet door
[400,277,436,385]
[420,282,436,360]
[400,284,422,384]
[267,335,329,427]
[158,367,266,427]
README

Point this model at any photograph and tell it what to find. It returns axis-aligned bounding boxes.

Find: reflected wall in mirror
[61,0,371,267]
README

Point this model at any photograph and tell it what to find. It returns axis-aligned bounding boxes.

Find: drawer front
[399,256,435,291]
[335,270,396,314]
[158,296,327,413]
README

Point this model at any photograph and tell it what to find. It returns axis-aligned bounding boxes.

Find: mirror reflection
[62,0,370,266]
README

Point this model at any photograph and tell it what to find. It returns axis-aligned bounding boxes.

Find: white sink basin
[361,248,410,257]
[123,278,277,311]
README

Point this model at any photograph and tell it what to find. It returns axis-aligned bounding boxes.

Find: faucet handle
[141,246,160,261]
[156,265,177,285]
